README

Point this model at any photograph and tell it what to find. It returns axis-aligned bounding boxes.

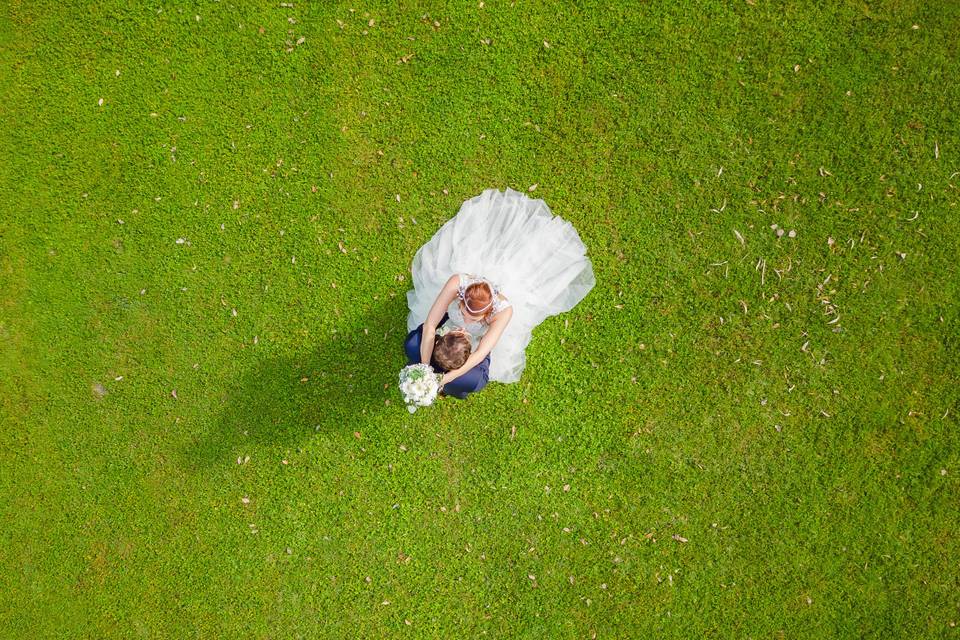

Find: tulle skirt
[406,187,596,383]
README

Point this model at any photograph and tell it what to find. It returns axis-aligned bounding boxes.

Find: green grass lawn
[2,0,958,637]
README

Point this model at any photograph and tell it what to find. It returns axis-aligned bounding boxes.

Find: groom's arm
[443,307,512,385]
[443,358,489,396]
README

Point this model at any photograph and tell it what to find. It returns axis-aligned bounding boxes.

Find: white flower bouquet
[398,363,443,413]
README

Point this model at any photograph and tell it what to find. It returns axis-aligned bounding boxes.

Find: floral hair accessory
[464,298,493,314]
[458,276,494,314]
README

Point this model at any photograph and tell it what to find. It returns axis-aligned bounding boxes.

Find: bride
[406,187,596,391]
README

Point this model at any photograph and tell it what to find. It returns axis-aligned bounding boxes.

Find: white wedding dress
[406,187,596,383]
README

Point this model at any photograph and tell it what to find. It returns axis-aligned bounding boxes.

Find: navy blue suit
[404,312,490,400]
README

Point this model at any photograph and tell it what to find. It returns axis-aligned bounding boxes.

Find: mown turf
[2,1,958,637]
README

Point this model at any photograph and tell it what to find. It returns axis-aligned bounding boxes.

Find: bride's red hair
[463,282,494,323]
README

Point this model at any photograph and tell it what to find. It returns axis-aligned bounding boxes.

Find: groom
[404,312,490,400]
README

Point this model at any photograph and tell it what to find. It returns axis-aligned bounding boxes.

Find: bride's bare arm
[442,306,513,384]
[420,274,461,365]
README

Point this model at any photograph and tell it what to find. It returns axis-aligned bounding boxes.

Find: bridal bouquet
[398,363,443,413]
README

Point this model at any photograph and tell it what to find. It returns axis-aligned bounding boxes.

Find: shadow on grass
[184,296,409,469]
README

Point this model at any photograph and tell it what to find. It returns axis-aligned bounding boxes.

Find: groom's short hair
[432,333,471,372]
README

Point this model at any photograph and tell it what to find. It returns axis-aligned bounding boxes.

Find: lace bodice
[437,273,512,350]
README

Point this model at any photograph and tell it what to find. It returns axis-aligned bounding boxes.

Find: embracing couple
[402,188,596,400]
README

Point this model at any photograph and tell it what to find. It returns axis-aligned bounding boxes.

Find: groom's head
[432,332,471,372]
